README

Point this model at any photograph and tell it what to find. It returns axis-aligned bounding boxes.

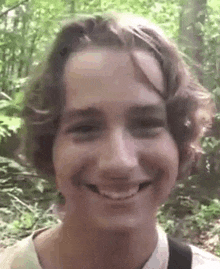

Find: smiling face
[52,47,179,231]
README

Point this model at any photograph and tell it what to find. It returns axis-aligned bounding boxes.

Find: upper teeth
[98,186,139,200]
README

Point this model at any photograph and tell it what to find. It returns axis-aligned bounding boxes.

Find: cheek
[155,138,179,202]
[52,138,87,192]
[140,135,179,203]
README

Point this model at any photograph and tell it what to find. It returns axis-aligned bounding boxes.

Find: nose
[98,128,138,180]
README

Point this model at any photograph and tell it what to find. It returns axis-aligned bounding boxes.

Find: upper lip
[82,179,152,186]
[82,180,153,193]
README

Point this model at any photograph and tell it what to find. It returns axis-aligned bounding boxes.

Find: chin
[91,214,153,233]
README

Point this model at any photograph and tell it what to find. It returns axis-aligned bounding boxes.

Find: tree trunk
[69,0,75,13]
[1,13,8,93]
[179,0,207,83]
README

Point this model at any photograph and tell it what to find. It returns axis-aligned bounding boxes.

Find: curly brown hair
[21,13,215,180]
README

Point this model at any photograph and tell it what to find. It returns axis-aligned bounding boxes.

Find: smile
[83,181,152,200]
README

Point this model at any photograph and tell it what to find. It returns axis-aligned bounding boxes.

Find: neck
[53,217,158,269]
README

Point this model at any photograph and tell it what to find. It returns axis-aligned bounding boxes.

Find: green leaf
[0,100,11,111]
[0,115,21,133]
[35,179,44,193]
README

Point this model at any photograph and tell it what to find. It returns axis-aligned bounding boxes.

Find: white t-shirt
[1,226,220,269]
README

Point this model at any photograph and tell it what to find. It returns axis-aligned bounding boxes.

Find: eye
[129,118,166,138]
[65,122,102,141]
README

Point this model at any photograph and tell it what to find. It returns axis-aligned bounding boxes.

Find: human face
[53,47,179,230]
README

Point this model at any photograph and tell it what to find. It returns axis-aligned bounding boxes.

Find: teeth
[98,186,139,200]
[84,181,152,200]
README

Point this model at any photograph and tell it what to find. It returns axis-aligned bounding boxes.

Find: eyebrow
[61,107,103,123]
[61,104,166,124]
[127,104,166,117]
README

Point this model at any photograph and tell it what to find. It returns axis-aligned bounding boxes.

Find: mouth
[83,181,152,201]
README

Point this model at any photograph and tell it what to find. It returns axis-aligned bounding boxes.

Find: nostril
[138,181,152,191]
[86,184,99,193]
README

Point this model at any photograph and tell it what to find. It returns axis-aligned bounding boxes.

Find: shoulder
[0,228,48,269]
[0,236,34,269]
[191,244,220,269]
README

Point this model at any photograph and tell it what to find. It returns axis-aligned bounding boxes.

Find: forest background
[0,0,220,256]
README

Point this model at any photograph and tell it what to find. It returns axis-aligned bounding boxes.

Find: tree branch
[0,0,29,18]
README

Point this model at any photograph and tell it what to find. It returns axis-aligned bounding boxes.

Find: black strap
[168,236,192,269]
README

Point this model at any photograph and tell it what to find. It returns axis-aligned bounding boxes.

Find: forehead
[64,47,164,96]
